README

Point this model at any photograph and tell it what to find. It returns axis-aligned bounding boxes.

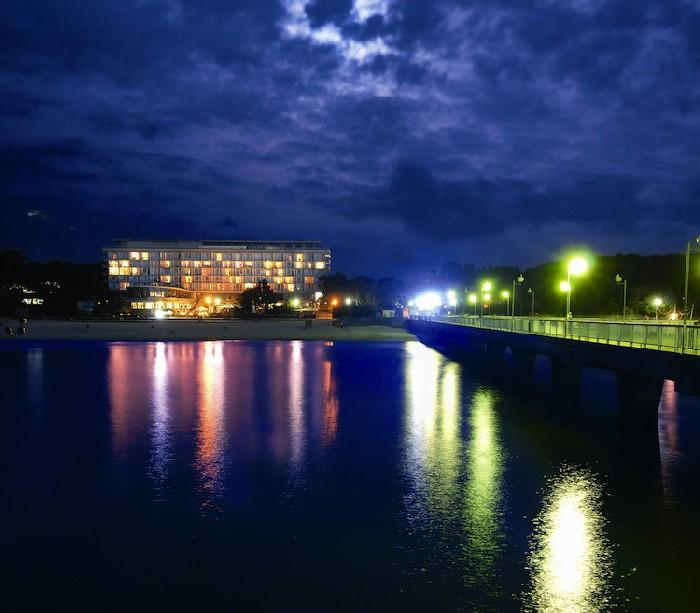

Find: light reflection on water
[525,467,613,612]
[58,339,695,608]
[403,342,505,595]
[150,342,170,492]
[463,388,504,590]
[107,341,342,506]
[196,341,226,502]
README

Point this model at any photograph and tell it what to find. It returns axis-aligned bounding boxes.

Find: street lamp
[501,290,510,316]
[527,287,535,316]
[563,256,589,336]
[468,293,478,315]
[615,274,627,321]
[481,281,492,316]
[652,296,663,320]
[512,273,524,319]
[683,235,700,319]
[447,289,457,308]
[559,280,571,328]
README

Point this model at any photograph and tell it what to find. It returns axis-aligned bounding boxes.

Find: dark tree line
[0,250,107,316]
[1,249,696,319]
[319,273,406,311]
[433,253,697,317]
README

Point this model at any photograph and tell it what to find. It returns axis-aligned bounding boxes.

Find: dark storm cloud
[356,160,650,240]
[1,0,699,274]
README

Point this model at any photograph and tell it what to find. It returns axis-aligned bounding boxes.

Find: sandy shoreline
[0,318,415,342]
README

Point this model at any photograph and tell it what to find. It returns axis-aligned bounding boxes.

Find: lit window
[216,253,223,261]
[161,275,171,283]
[295,253,304,261]
[315,262,325,270]
[160,260,170,267]
[119,282,130,291]
[304,276,314,284]
[120,260,129,267]
[131,267,140,275]
[109,267,119,276]
[294,262,303,269]
[287,283,295,292]
[141,252,149,260]
[129,252,140,260]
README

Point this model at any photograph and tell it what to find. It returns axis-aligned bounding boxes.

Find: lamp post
[615,274,627,321]
[501,290,510,316]
[681,235,700,353]
[481,281,492,316]
[563,257,589,336]
[468,293,478,315]
[683,235,700,319]
[653,297,662,320]
[512,273,524,319]
[527,287,534,316]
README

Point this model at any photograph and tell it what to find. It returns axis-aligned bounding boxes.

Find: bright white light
[154,309,167,319]
[407,300,415,307]
[415,292,442,312]
[314,291,323,301]
[448,296,458,307]
[345,297,353,306]
[291,297,300,307]
[568,257,589,276]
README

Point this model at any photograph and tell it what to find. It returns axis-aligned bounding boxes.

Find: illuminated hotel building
[104,240,331,305]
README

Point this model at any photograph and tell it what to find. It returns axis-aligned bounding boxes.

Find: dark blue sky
[2,0,699,276]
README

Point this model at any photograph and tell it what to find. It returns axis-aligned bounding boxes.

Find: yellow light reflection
[404,342,462,521]
[463,388,504,588]
[321,360,339,446]
[196,341,226,501]
[527,468,612,612]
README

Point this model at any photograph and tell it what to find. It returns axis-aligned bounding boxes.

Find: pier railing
[420,315,700,355]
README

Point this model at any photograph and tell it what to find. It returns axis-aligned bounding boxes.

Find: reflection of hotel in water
[108,341,339,502]
[103,239,331,312]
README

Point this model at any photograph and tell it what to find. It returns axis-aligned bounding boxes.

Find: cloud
[0,0,698,274]
[280,0,395,63]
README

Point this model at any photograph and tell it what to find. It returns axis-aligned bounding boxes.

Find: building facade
[104,240,331,303]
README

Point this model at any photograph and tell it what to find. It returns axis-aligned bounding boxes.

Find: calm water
[2,340,699,611]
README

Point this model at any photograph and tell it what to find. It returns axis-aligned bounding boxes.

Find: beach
[0,318,415,342]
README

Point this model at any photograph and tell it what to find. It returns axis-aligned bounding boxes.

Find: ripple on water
[524,466,614,612]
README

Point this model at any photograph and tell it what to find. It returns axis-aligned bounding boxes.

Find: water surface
[2,340,699,611]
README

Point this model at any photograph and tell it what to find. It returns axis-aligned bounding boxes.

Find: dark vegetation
[0,249,696,318]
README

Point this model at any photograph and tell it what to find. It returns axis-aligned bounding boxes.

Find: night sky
[2,1,699,277]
